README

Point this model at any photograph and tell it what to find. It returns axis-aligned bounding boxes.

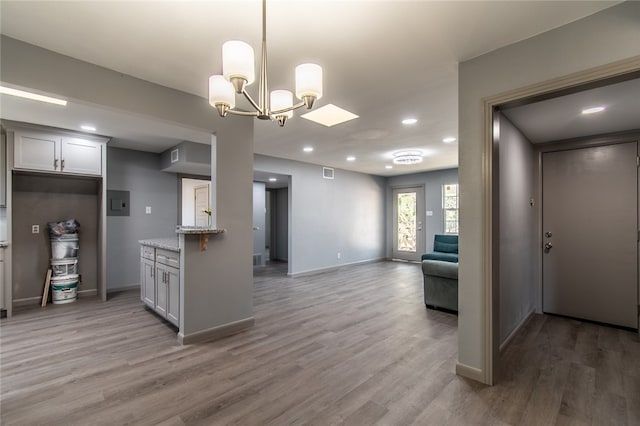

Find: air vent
[323,167,334,179]
[171,149,179,163]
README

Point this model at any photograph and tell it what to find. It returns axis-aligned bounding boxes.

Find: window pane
[397,192,417,252]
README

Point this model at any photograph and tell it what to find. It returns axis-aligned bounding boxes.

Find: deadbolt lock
[545,232,552,238]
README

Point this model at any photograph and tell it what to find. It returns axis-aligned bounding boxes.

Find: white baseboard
[178,317,255,345]
[287,257,386,278]
[499,307,536,353]
[455,362,485,383]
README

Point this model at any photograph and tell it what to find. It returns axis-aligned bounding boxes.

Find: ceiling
[0,0,621,176]
[502,77,640,143]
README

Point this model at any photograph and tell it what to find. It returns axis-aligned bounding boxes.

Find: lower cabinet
[141,257,155,308]
[0,248,4,310]
[157,263,180,326]
[139,244,180,328]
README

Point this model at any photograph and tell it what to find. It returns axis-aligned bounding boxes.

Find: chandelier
[208,0,323,127]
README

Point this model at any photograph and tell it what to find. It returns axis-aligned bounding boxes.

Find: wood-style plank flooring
[1,261,639,425]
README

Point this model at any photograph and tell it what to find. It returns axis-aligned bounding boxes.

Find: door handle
[544,242,553,252]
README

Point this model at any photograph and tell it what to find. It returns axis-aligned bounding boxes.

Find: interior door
[392,187,425,261]
[542,142,638,329]
[194,185,210,227]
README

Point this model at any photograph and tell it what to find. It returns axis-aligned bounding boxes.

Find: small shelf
[175,227,225,251]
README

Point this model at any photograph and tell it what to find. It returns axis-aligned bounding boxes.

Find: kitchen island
[140,226,252,345]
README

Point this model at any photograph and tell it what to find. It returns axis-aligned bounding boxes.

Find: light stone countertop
[175,226,226,235]
[0,241,8,248]
[138,238,180,252]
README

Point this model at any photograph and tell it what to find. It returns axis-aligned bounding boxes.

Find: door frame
[390,185,426,262]
[481,57,640,385]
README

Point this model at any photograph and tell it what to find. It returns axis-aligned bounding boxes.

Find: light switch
[426,211,433,217]
[145,206,152,214]
[32,225,40,234]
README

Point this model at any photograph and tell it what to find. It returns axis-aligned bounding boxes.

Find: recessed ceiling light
[582,106,606,114]
[346,156,356,162]
[268,177,277,182]
[443,137,457,143]
[393,150,423,165]
[402,118,418,125]
[303,146,314,152]
[81,124,97,132]
[385,165,393,169]
[0,85,67,106]
[301,104,359,127]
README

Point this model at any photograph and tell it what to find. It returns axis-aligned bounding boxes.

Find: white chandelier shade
[295,63,323,101]
[222,41,255,86]
[207,0,323,126]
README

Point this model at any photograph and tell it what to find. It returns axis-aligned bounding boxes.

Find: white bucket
[51,275,79,304]
[51,258,78,277]
[51,234,79,259]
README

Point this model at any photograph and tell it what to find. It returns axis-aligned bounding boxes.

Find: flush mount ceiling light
[301,104,359,127]
[208,0,322,127]
[268,177,277,182]
[442,136,457,143]
[385,165,393,169]
[393,150,424,165]
[303,146,314,152]
[581,106,606,115]
[402,118,418,125]
[81,124,97,132]
[346,156,356,162]
[0,85,67,106]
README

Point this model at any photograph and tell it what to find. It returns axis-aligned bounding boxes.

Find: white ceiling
[0,0,620,176]
[502,77,640,143]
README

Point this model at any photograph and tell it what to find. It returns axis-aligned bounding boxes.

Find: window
[443,183,459,234]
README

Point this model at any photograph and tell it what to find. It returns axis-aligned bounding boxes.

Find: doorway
[392,186,425,261]
[179,177,211,226]
[542,142,638,329]
[486,68,640,385]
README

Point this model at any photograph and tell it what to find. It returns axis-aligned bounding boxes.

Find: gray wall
[252,182,266,266]
[254,154,386,275]
[386,168,458,257]
[458,2,640,375]
[12,175,98,301]
[107,147,178,290]
[497,114,537,346]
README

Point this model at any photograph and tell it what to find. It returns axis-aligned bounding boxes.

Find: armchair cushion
[421,252,459,263]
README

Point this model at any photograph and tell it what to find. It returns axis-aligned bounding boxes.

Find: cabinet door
[166,266,180,326]
[142,258,155,308]
[155,265,168,318]
[14,131,60,172]
[61,137,102,175]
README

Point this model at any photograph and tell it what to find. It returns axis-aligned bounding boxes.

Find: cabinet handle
[54,159,59,169]
[151,267,154,278]
[61,159,65,170]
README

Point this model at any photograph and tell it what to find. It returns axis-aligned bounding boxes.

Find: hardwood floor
[1,261,639,425]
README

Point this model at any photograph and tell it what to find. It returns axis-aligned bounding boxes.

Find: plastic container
[50,258,78,276]
[51,233,79,259]
[48,219,80,236]
[51,275,79,304]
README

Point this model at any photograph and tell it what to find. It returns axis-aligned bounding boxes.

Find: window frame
[442,183,459,235]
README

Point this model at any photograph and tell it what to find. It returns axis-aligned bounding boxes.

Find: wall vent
[323,167,334,179]
[171,149,179,163]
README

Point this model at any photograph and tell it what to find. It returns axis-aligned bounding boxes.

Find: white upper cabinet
[13,129,105,176]
[61,137,102,175]
[14,131,60,172]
